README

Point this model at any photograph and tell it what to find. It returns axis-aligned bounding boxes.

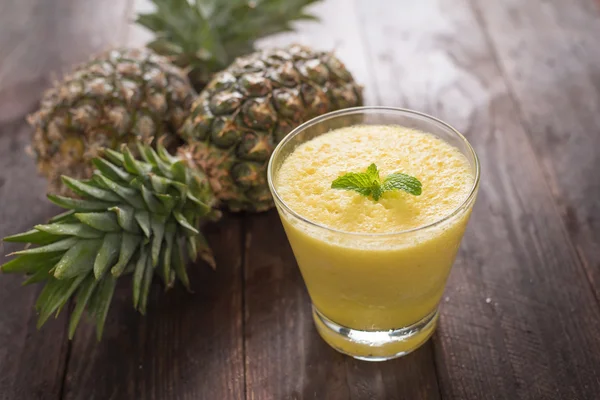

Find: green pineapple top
[2,143,219,340]
[136,0,321,88]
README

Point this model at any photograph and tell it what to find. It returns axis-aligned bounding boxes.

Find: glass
[267,107,480,361]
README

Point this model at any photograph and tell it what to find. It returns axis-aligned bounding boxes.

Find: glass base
[312,307,439,361]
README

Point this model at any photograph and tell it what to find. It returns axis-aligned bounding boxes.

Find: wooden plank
[356,0,600,398]
[0,121,69,400]
[243,212,440,400]
[469,0,600,302]
[63,216,245,400]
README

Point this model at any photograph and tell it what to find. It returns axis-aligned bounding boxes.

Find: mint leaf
[366,163,379,180]
[331,172,378,197]
[331,164,421,200]
[381,173,422,196]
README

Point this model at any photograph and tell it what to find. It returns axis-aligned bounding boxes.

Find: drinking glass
[267,107,480,361]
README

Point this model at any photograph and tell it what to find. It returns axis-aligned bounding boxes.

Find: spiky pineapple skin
[29,48,196,195]
[179,44,363,212]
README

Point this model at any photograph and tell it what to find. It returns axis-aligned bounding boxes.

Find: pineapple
[179,44,363,212]
[28,48,196,195]
[15,42,363,337]
[136,0,322,90]
[3,143,220,339]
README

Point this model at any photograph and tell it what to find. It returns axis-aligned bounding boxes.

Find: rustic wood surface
[1,0,599,399]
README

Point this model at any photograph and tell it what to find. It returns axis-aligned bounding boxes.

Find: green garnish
[331,163,422,201]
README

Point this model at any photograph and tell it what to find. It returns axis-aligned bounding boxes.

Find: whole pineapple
[28,48,196,195]
[179,44,363,212]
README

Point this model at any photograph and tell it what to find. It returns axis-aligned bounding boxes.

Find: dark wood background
[1,0,599,399]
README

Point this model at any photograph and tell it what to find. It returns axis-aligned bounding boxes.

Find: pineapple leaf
[89,174,112,190]
[186,193,211,215]
[92,158,133,182]
[53,239,102,279]
[68,274,99,340]
[134,210,152,238]
[1,253,62,274]
[10,237,79,256]
[149,174,170,194]
[110,206,141,234]
[103,148,125,166]
[36,274,87,329]
[75,212,120,232]
[162,221,176,288]
[151,214,167,267]
[47,194,116,212]
[156,141,179,164]
[173,210,199,235]
[136,14,169,34]
[96,175,146,210]
[195,233,216,270]
[90,274,117,341]
[94,233,122,279]
[111,233,143,277]
[156,193,177,214]
[152,153,174,178]
[123,147,152,176]
[23,262,56,285]
[138,254,154,315]
[123,262,137,275]
[173,237,191,291]
[170,161,187,183]
[168,180,188,199]
[140,185,165,214]
[137,144,161,168]
[35,223,104,239]
[48,210,76,223]
[133,245,149,308]
[4,229,60,244]
[186,234,198,262]
[62,176,121,202]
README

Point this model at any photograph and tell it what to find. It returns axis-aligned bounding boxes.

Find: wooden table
[1,0,600,399]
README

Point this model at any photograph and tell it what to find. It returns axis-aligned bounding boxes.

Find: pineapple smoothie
[271,122,477,359]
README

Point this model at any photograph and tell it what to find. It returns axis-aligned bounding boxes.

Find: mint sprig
[331,164,421,200]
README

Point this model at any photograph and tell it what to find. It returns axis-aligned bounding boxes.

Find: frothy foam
[275,125,474,234]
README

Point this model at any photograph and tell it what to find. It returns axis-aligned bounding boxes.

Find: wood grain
[356,0,600,399]
[63,216,245,400]
[0,121,68,400]
[469,0,600,303]
[1,0,600,398]
[243,212,440,400]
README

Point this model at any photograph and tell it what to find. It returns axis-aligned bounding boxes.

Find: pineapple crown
[2,143,219,340]
[136,0,321,87]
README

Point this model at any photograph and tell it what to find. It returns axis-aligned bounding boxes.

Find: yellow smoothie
[274,124,476,358]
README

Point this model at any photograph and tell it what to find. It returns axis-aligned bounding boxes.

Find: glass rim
[267,106,481,237]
